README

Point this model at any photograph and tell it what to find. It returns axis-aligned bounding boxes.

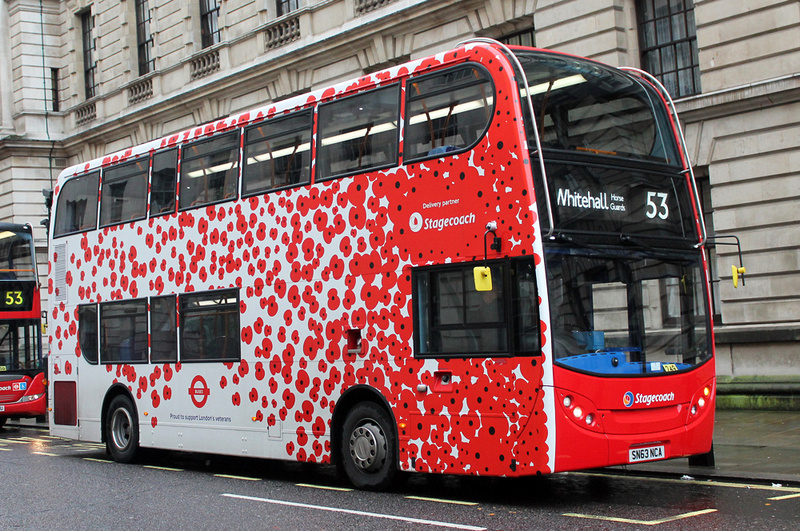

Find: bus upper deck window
[243,111,312,195]
[53,172,99,237]
[151,149,178,216]
[405,66,494,162]
[316,85,400,180]
[100,159,148,227]
[180,132,240,209]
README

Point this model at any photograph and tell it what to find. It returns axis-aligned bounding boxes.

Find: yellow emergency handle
[732,265,746,288]
[473,266,493,292]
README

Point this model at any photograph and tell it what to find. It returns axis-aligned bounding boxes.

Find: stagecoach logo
[408,210,476,233]
[623,390,676,408]
[623,391,635,408]
[189,375,210,408]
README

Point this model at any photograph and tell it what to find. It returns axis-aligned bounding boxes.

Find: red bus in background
[0,223,46,428]
[47,39,714,489]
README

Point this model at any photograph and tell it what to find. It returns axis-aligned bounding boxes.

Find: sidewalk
[619,409,800,485]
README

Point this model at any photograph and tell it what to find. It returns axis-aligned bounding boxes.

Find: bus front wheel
[106,395,139,463]
[340,402,398,491]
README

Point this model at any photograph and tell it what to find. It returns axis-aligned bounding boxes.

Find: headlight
[20,393,44,403]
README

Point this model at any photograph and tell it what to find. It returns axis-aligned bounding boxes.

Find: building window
[81,10,98,100]
[50,68,60,112]
[135,0,155,75]
[200,0,221,48]
[637,0,701,98]
[276,0,300,17]
[500,27,536,47]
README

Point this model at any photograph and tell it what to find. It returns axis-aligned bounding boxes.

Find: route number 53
[645,192,669,220]
[4,291,23,306]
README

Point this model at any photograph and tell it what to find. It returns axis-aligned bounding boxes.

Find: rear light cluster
[559,392,602,432]
[690,384,713,418]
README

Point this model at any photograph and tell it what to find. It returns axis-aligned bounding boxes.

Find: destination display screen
[0,283,35,312]
[536,162,697,242]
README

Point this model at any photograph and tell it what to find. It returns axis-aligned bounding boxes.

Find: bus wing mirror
[473,266,493,292]
[732,265,746,289]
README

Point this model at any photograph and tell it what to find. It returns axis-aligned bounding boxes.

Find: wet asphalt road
[1,423,799,530]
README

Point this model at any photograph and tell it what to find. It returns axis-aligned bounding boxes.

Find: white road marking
[564,508,718,526]
[296,483,353,492]
[214,474,261,481]
[406,495,478,506]
[222,493,487,530]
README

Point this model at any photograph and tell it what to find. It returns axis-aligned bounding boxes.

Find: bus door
[409,258,545,475]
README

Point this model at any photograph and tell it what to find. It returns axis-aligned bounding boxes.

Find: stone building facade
[1,0,799,394]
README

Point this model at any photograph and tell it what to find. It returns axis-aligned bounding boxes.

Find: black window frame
[242,110,313,196]
[53,172,100,238]
[412,259,541,359]
[404,64,495,163]
[179,289,240,362]
[99,299,149,365]
[316,84,401,181]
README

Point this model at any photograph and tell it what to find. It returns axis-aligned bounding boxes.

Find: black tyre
[0,417,6,429]
[339,402,398,491]
[688,443,715,467]
[105,395,139,463]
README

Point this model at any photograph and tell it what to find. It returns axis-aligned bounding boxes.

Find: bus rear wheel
[340,402,398,491]
[106,395,139,463]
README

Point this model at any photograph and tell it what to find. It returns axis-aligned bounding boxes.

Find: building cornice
[675,73,800,123]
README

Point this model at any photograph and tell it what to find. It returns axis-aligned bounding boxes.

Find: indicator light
[563,396,573,408]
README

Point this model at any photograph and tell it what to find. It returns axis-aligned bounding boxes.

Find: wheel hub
[111,408,132,450]
[349,420,387,472]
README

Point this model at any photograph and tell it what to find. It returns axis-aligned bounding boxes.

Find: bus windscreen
[515,51,681,165]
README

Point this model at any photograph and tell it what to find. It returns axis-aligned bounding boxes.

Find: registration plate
[629,445,665,463]
[0,405,4,412]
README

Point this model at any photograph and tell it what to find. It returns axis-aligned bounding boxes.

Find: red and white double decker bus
[0,223,46,428]
[47,39,714,489]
